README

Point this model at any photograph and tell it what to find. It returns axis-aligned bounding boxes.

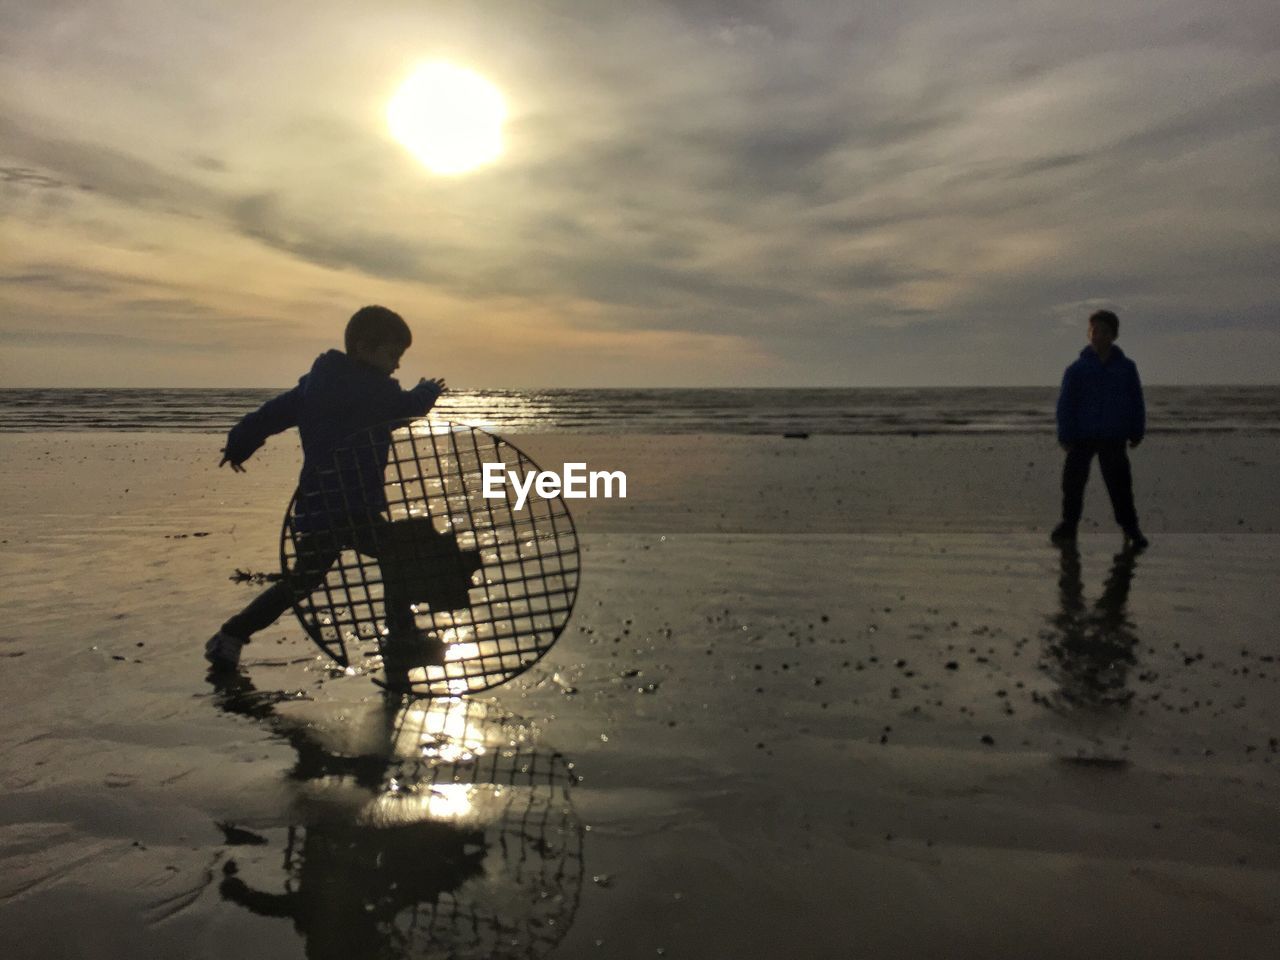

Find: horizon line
[3,383,1279,391]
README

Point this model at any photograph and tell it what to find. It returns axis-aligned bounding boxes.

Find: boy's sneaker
[1050,522,1077,545]
[1123,526,1150,550]
[204,630,246,670]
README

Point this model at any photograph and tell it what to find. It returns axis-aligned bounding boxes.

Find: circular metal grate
[281,418,579,696]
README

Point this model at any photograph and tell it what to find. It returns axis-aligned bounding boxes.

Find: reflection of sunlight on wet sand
[396,698,488,763]
[363,700,537,827]
[446,642,481,661]
[427,783,475,819]
[400,628,481,687]
[414,629,482,688]
[363,783,472,825]
[441,625,473,645]
[364,783,517,827]
[432,627,480,668]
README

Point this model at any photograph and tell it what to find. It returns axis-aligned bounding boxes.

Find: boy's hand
[219,450,247,473]
[418,377,447,401]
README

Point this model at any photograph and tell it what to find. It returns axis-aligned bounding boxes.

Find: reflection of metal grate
[214,692,584,960]
[281,419,579,696]
[380,700,585,959]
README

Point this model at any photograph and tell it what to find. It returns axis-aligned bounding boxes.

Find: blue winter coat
[223,350,442,530]
[1056,346,1145,444]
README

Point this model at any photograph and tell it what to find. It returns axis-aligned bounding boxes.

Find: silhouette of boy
[205,305,449,684]
[1052,309,1149,549]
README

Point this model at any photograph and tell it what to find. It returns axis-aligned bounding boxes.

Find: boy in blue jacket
[1052,309,1149,549]
[205,305,448,681]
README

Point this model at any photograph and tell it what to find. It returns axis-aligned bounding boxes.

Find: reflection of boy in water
[204,305,456,687]
[1043,545,1140,707]
[220,819,487,960]
[208,672,583,960]
[210,673,487,960]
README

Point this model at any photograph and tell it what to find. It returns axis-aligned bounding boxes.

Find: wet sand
[1,432,1278,959]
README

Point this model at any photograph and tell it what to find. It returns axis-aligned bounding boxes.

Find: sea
[0,387,1277,435]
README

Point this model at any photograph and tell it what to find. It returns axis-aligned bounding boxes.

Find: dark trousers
[1060,439,1139,530]
[221,529,413,642]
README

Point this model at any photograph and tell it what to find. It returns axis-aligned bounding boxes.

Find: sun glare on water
[387,61,506,175]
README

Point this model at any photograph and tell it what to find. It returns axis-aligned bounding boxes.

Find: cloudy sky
[2,0,1277,387]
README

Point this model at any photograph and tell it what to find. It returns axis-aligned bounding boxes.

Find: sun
[387,62,506,175]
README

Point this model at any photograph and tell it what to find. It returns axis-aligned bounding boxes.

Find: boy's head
[1088,309,1119,353]
[345,305,411,375]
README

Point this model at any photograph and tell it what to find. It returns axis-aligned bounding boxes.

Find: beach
[1,430,1278,958]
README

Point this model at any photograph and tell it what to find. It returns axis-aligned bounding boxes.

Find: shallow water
[2,520,1278,958]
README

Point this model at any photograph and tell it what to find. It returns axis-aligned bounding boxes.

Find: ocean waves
[1,386,1277,435]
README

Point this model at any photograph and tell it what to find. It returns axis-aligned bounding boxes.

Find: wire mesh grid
[281,418,580,696]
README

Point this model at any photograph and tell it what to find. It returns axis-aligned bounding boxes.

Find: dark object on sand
[282,419,580,697]
[216,821,270,846]
[783,431,810,439]
[230,568,284,585]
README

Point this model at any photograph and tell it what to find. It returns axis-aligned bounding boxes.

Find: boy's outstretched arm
[395,376,447,419]
[220,384,304,471]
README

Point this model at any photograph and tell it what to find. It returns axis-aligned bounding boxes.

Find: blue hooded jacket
[1056,345,1145,444]
[223,350,442,530]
